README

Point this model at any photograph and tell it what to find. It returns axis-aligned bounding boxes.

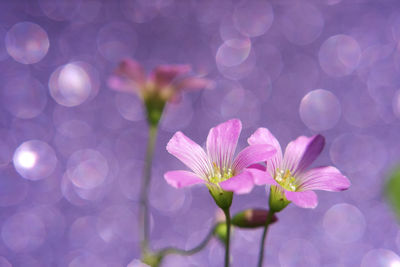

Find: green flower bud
[142,251,161,267]
[232,209,278,228]
[214,222,230,245]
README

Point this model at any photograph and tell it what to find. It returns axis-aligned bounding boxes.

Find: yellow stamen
[275,168,297,191]
[208,162,233,184]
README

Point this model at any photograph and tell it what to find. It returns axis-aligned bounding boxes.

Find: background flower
[108,58,211,103]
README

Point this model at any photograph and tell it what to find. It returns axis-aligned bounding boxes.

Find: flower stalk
[223,208,231,267]
[140,123,159,255]
[256,200,277,267]
[159,224,216,257]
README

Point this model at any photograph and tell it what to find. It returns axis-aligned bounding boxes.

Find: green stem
[257,211,275,267]
[223,208,231,267]
[159,225,215,257]
[140,124,159,254]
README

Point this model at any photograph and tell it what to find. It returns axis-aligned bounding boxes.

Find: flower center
[208,162,233,184]
[275,169,297,191]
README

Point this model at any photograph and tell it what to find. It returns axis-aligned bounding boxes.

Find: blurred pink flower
[108,58,210,102]
[164,119,277,195]
[248,128,350,209]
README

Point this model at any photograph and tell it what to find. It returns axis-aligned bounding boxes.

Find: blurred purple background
[0,0,400,266]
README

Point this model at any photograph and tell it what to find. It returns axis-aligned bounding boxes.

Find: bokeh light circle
[115,93,144,122]
[150,175,189,214]
[68,252,107,267]
[96,205,137,243]
[217,46,256,80]
[161,99,194,132]
[68,216,106,251]
[121,0,159,23]
[1,76,47,119]
[343,82,379,128]
[49,62,92,107]
[330,133,386,174]
[13,140,57,181]
[38,0,82,21]
[319,34,361,77]
[299,89,341,131]
[97,22,138,62]
[66,149,109,190]
[323,203,366,243]
[361,249,400,267]
[232,0,274,37]
[5,22,49,64]
[1,212,46,252]
[281,3,324,45]
[279,238,320,267]
[216,38,251,67]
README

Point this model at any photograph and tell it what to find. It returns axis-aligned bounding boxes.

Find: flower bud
[141,252,161,267]
[214,222,230,245]
[232,209,277,228]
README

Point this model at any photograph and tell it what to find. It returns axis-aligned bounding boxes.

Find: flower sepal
[144,96,166,126]
[269,186,290,212]
[208,186,233,210]
[232,209,278,229]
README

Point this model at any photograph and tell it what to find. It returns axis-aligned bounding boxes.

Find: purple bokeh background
[0,0,400,266]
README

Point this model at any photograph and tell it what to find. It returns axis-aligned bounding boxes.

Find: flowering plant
[109,59,350,267]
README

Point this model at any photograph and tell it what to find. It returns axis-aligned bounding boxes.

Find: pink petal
[206,119,242,171]
[283,135,325,175]
[285,190,318,209]
[297,166,351,192]
[166,131,211,178]
[247,128,283,176]
[164,171,204,188]
[107,76,139,94]
[219,170,255,194]
[174,77,212,92]
[232,144,276,172]
[151,65,192,88]
[220,168,277,194]
[115,58,146,85]
[245,168,278,186]
[247,163,266,172]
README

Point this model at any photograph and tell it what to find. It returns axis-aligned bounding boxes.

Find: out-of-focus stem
[257,210,275,267]
[159,225,215,257]
[140,124,159,255]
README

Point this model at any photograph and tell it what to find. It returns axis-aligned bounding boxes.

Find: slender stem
[223,208,231,267]
[140,124,159,254]
[159,225,215,258]
[257,211,275,267]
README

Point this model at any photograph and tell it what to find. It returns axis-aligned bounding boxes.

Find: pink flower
[164,119,277,197]
[248,128,351,209]
[108,58,210,102]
